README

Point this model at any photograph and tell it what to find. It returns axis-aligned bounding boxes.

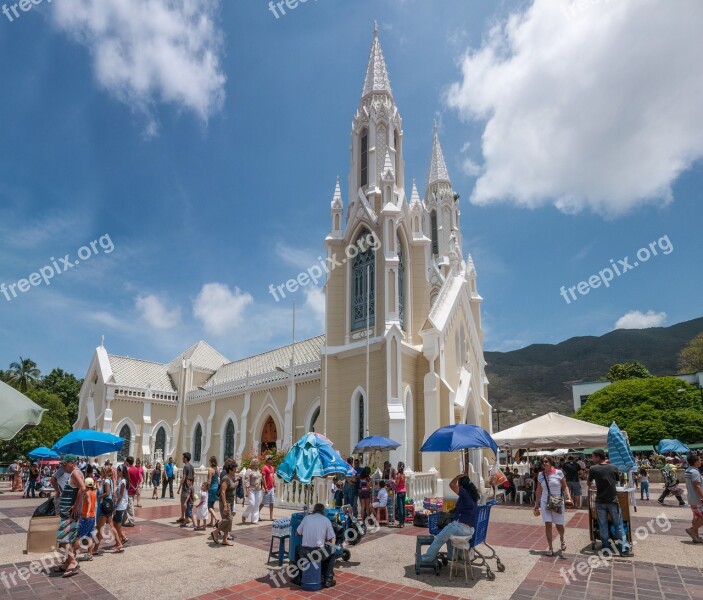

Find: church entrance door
[261,416,277,454]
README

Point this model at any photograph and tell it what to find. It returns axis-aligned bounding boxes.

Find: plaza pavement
[1,480,702,599]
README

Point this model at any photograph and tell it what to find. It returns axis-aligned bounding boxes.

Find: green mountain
[484,316,703,429]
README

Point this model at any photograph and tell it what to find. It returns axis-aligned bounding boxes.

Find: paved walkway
[1,481,701,599]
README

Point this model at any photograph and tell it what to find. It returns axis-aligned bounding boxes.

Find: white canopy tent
[493,412,609,449]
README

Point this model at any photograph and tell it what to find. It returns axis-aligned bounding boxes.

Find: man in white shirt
[293,503,336,588]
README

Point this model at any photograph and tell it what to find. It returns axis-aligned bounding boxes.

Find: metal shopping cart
[415,501,504,580]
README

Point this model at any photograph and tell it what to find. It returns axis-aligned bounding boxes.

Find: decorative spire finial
[374,20,378,37]
[433,119,438,135]
[100,335,104,348]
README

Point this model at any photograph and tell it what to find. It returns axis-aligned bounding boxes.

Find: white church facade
[76,26,493,486]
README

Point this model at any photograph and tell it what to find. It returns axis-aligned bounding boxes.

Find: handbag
[100,497,114,515]
[542,473,564,514]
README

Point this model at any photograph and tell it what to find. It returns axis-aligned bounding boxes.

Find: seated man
[421,473,478,563]
[372,480,388,519]
[293,503,337,588]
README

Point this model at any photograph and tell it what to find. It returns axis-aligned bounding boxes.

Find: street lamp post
[492,408,513,431]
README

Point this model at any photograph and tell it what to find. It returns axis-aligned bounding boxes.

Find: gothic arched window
[351,231,375,331]
[358,395,365,443]
[430,210,439,256]
[310,407,320,433]
[117,425,131,462]
[193,423,202,464]
[397,233,405,330]
[224,419,235,460]
[360,130,368,187]
[155,427,166,460]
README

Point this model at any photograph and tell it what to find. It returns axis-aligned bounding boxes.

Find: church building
[76,25,492,487]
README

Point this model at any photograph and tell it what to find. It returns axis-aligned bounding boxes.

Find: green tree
[677,332,703,374]
[41,368,83,425]
[0,389,71,462]
[6,357,41,392]
[603,360,652,381]
[576,377,703,445]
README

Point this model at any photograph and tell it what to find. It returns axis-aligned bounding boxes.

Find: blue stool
[268,534,289,566]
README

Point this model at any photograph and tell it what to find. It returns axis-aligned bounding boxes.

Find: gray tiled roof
[205,335,325,387]
[167,341,229,373]
[107,355,175,391]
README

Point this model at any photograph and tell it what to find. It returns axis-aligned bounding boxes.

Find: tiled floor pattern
[510,555,703,600]
[0,560,116,599]
[188,571,465,600]
[0,519,25,535]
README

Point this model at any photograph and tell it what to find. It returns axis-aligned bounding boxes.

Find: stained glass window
[360,131,368,187]
[155,427,166,459]
[398,234,405,329]
[224,419,235,460]
[117,425,131,462]
[310,407,320,433]
[193,423,202,464]
[358,395,365,443]
[351,231,375,331]
[431,210,438,256]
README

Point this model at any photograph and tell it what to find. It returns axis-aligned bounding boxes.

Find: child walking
[76,477,97,560]
[195,482,209,531]
[180,480,194,528]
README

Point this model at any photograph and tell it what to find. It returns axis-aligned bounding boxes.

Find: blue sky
[1,0,702,378]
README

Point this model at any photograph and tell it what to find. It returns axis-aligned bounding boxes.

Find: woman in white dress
[534,455,573,556]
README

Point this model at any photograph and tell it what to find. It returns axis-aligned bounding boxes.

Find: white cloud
[274,242,319,271]
[461,158,482,177]
[304,286,326,330]
[193,283,253,335]
[52,0,226,131]
[135,294,180,329]
[446,0,703,217]
[615,310,666,330]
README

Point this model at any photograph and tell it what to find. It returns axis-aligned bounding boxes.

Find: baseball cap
[85,478,95,488]
[62,454,78,463]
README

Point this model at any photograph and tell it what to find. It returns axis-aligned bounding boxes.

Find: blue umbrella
[276,432,353,484]
[607,423,635,472]
[420,424,498,456]
[27,446,60,461]
[657,439,690,454]
[52,429,125,457]
[353,435,401,454]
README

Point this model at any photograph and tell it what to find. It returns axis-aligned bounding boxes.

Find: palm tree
[7,357,41,392]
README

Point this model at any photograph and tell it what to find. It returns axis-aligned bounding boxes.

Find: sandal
[112,547,124,553]
[62,564,80,578]
[545,549,554,557]
[210,531,219,544]
[561,540,567,552]
[52,566,67,573]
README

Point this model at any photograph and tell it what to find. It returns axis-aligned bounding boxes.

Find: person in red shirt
[260,456,276,521]
[125,456,141,527]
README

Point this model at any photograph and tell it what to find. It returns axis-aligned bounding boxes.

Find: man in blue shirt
[162,457,175,499]
[421,473,478,563]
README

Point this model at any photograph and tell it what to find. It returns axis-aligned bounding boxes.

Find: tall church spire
[361,21,393,99]
[427,122,450,187]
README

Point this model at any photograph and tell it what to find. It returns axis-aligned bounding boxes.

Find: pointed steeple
[427,122,451,186]
[361,21,393,99]
[410,179,421,207]
[382,148,395,180]
[331,175,343,208]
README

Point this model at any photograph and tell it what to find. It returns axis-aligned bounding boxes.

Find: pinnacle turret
[361,21,393,99]
[427,123,451,187]
[331,175,343,209]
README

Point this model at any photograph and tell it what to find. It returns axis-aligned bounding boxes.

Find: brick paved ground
[2,481,702,599]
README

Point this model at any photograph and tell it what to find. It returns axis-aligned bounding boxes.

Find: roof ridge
[108,354,168,367]
[219,334,325,368]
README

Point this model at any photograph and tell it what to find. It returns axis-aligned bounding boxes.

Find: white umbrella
[0,381,46,441]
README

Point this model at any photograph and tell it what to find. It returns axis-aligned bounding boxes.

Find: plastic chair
[449,535,472,582]
[267,534,289,567]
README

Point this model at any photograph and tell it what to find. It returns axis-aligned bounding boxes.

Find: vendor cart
[588,488,633,553]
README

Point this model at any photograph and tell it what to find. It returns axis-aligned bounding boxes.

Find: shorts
[540,500,565,525]
[359,491,371,500]
[691,505,703,519]
[185,502,193,519]
[568,482,582,498]
[57,517,79,545]
[78,517,96,539]
[114,510,125,524]
[262,489,275,507]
